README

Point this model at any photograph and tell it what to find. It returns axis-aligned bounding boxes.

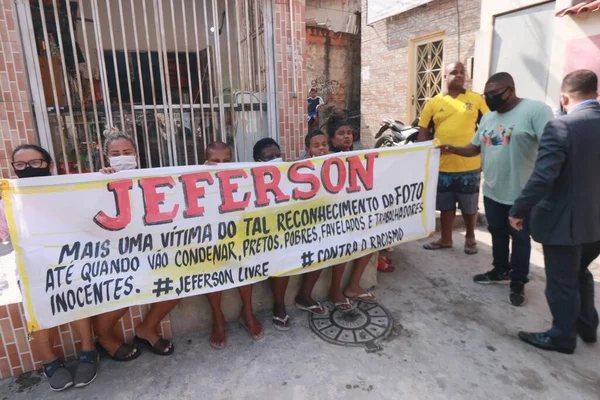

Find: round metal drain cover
[309,301,393,351]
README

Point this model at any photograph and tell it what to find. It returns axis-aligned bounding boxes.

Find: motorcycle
[374,118,434,148]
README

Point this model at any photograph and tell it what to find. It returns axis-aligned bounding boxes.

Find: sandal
[134,335,174,356]
[333,298,356,313]
[95,342,141,362]
[377,256,395,273]
[272,315,291,331]
[380,255,392,264]
[239,317,265,340]
[346,291,377,304]
[295,302,327,316]
[423,241,453,250]
[464,242,478,255]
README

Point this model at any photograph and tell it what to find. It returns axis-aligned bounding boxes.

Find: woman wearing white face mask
[99,131,139,173]
[95,131,180,361]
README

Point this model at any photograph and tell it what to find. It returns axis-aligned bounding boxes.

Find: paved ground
[1,228,599,400]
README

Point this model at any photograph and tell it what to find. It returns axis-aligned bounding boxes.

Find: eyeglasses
[11,159,46,171]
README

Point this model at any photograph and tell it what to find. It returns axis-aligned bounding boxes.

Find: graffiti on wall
[311,76,340,95]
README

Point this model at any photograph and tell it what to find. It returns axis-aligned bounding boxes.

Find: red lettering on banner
[321,157,347,194]
[217,169,251,213]
[93,180,134,231]
[252,165,291,207]
[347,153,377,193]
[138,176,179,225]
[179,172,214,218]
[288,160,320,200]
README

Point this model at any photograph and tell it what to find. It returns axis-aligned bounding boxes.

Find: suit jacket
[510,102,600,246]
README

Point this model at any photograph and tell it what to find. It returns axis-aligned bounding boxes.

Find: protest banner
[0,143,440,331]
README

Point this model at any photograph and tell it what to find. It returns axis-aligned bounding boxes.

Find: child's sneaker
[43,359,74,392]
[74,350,99,388]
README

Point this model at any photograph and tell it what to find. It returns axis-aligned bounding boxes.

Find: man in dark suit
[509,69,600,354]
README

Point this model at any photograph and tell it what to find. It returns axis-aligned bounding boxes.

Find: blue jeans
[484,197,531,283]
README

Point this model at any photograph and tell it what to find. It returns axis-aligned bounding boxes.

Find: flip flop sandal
[333,298,356,313]
[347,292,378,304]
[272,315,291,331]
[134,335,174,356]
[423,242,453,250]
[379,255,392,264]
[377,262,395,273]
[464,243,478,255]
[238,318,265,340]
[209,331,227,350]
[295,302,327,316]
[377,257,395,273]
[95,342,141,362]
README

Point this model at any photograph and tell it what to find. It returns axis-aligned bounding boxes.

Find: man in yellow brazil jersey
[419,61,489,255]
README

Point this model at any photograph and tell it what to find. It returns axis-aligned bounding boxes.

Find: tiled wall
[274,0,309,161]
[0,0,36,179]
[0,0,305,379]
[0,303,172,379]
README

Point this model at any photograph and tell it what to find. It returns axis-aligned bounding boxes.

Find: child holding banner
[253,138,293,330]
[3,145,98,391]
[294,130,329,316]
[327,119,378,311]
[204,141,264,349]
[95,132,179,359]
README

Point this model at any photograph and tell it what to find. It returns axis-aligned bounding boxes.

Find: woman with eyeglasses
[1,144,98,392]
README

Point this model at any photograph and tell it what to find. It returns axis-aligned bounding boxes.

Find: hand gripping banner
[0,143,440,331]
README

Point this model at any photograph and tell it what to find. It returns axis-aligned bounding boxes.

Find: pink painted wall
[564,33,600,90]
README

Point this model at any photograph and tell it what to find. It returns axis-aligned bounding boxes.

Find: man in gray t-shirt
[442,72,553,307]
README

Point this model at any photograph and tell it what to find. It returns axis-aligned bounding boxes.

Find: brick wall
[306,27,360,107]
[0,1,174,379]
[360,0,482,148]
[274,0,308,161]
[0,0,36,179]
[0,0,304,379]
[0,302,172,379]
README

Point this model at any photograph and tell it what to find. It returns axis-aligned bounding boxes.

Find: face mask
[15,166,51,179]
[485,87,510,112]
[109,155,137,172]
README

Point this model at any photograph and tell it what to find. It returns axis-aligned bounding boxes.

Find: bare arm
[442,144,481,157]
[418,127,429,142]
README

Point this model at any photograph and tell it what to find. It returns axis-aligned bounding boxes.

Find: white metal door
[491,2,555,102]
[16,0,276,174]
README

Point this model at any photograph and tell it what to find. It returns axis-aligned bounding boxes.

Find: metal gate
[15,0,276,174]
[411,36,444,119]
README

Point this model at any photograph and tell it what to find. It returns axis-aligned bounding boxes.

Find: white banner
[367,0,434,24]
[1,144,439,331]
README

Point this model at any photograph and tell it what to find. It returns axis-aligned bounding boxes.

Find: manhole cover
[309,301,393,352]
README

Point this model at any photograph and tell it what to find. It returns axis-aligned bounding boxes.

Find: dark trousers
[543,241,600,349]
[484,197,531,283]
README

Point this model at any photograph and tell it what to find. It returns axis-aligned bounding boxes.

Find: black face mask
[485,87,510,112]
[15,166,51,179]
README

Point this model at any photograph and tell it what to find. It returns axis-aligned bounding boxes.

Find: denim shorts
[436,170,481,215]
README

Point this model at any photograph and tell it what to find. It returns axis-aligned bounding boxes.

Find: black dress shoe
[518,331,575,354]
